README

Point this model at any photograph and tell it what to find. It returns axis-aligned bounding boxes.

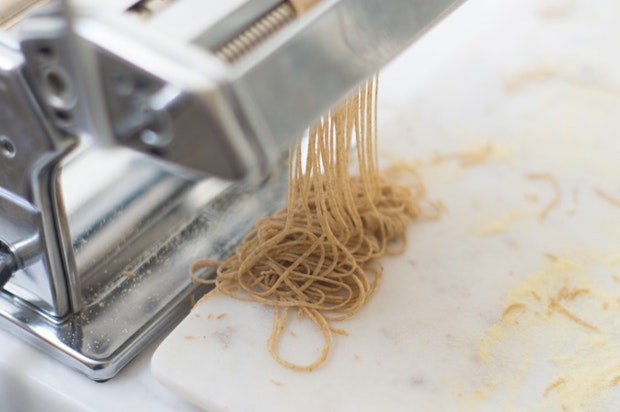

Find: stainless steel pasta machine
[0,0,463,380]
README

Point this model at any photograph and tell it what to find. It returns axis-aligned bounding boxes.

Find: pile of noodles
[191,77,424,371]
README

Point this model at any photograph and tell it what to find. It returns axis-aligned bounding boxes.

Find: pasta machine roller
[0,0,463,380]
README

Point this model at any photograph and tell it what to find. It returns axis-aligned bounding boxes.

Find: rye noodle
[191,77,424,371]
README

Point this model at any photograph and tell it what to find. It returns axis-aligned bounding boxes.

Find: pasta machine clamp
[0,0,463,380]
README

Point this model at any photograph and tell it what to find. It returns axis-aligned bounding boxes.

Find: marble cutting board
[152,0,620,410]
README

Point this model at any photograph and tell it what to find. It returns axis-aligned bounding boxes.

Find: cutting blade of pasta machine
[0,0,464,380]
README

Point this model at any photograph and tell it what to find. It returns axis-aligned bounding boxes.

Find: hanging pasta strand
[191,76,424,371]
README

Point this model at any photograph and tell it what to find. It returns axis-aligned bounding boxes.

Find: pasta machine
[0,0,463,380]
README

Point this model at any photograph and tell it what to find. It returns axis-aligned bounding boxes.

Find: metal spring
[215,2,296,63]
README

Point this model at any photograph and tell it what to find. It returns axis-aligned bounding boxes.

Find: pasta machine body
[0,0,463,380]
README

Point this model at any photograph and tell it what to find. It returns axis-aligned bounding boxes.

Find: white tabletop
[3,0,620,410]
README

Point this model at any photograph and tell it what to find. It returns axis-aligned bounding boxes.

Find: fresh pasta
[191,77,423,370]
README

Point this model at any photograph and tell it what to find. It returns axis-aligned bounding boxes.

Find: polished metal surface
[0,0,465,380]
[0,244,17,288]
[0,33,75,318]
[19,0,465,181]
[230,0,466,159]
[0,147,288,380]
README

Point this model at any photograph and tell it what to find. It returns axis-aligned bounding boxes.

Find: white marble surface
[3,0,620,411]
[154,0,620,411]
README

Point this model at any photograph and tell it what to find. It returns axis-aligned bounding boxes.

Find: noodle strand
[192,77,424,370]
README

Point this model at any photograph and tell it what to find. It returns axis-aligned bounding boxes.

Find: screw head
[0,136,16,159]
